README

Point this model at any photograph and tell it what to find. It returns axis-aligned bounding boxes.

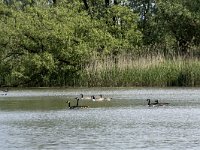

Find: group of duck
[80,94,112,101]
[66,93,170,109]
[66,94,112,109]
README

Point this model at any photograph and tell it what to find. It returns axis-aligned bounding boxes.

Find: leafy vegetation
[1,0,200,87]
[77,56,200,87]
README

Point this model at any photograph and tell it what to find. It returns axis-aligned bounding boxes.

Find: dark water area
[1,88,200,149]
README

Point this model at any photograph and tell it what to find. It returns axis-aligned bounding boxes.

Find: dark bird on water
[146,99,169,107]
[66,97,89,109]
[80,94,91,100]
[91,95,112,101]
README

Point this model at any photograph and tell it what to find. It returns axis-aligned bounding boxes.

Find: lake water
[1,87,200,149]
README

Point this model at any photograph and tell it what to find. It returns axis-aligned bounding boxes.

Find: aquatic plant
[77,55,200,87]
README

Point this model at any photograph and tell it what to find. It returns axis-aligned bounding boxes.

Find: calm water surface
[1,87,200,149]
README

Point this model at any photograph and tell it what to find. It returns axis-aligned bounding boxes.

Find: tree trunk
[52,0,57,6]
[105,0,109,7]
[82,0,89,10]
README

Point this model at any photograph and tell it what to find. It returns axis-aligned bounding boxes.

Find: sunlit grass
[77,55,200,87]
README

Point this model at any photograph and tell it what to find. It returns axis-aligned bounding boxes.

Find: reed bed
[76,55,200,87]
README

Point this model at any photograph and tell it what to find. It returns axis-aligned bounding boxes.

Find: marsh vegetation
[1,0,200,87]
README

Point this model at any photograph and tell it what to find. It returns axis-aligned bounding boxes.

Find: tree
[156,1,200,56]
[0,2,92,86]
[0,1,124,86]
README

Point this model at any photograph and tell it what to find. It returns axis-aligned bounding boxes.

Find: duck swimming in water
[66,97,89,109]
[91,95,97,101]
[91,95,104,101]
[146,99,169,107]
[99,94,112,101]
[104,97,112,101]
[91,95,112,101]
[80,94,91,100]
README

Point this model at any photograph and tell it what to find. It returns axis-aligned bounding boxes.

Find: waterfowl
[91,95,112,101]
[146,99,169,107]
[146,99,158,107]
[91,95,103,101]
[91,95,96,101]
[66,98,89,109]
[99,94,112,101]
[103,95,112,101]
[96,95,105,101]
[80,94,91,100]
[155,100,169,106]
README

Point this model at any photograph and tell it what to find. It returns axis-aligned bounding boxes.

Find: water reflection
[1,107,200,149]
[1,88,200,149]
[1,87,200,110]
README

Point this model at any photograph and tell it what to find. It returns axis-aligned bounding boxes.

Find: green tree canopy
[0,1,142,86]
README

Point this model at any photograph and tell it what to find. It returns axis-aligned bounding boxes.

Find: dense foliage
[1,0,200,87]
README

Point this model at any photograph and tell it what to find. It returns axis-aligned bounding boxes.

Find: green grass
[76,56,200,87]
[2,54,200,87]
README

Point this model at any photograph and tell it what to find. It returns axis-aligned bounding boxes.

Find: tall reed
[76,55,200,87]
